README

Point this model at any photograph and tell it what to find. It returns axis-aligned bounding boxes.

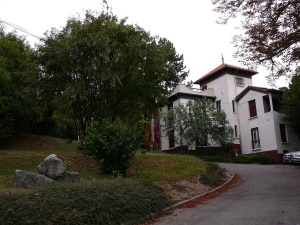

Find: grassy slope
[0,134,212,225]
[0,134,206,189]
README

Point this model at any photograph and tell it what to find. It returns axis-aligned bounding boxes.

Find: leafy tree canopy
[0,26,40,142]
[212,0,300,83]
[281,72,300,138]
[37,10,188,134]
[161,99,234,149]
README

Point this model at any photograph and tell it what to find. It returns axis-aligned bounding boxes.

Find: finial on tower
[221,53,224,64]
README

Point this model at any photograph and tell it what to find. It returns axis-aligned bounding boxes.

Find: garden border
[162,171,235,212]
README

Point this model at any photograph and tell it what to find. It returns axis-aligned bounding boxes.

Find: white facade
[159,63,300,162]
[236,88,300,156]
[160,84,215,151]
[199,72,253,146]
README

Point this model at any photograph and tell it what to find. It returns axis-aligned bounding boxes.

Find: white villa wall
[160,84,215,151]
[272,112,300,153]
[160,105,169,151]
[205,74,253,145]
[238,90,277,154]
[237,90,300,155]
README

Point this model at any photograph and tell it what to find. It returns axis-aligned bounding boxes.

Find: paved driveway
[153,163,300,225]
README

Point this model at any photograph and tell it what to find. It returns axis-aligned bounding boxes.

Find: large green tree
[281,72,300,138]
[212,0,299,83]
[0,26,40,142]
[161,99,234,149]
[37,11,188,134]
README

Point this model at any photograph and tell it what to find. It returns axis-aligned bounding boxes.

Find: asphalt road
[153,163,300,225]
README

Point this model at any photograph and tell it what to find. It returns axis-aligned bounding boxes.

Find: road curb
[162,171,235,213]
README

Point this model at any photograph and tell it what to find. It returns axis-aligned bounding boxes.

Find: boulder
[38,154,67,179]
[13,170,55,189]
[64,172,81,183]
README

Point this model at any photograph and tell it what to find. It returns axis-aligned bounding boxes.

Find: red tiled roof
[194,63,258,85]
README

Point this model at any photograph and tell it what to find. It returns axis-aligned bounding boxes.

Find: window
[251,127,260,149]
[232,100,236,112]
[216,100,221,111]
[280,124,288,143]
[248,99,257,118]
[236,77,244,86]
[201,85,207,90]
[262,95,271,113]
[234,125,238,138]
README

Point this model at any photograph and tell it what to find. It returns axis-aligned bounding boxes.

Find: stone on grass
[13,170,55,189]
[38,154,67,179]
[64,172,80,183]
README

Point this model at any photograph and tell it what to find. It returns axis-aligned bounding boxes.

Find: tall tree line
[0,10,188,143]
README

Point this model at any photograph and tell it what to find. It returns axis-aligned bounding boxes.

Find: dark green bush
[200,172,221,186]
[0,179,170,225]
[80,119,143,176]
[233,154,254,164]
[0,120,13,144]
[195,148,233,163]
[233,154,277,164]
[199,162,225,186]
[252,154,277,164]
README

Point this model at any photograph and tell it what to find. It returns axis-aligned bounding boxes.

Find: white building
[160,63,300,162]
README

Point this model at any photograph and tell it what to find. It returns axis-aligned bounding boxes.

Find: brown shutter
[249,100,257,117]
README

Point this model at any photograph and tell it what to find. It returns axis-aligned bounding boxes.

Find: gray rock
[38,154,67,179]
[64,172,80,183]
[13,170,55,189]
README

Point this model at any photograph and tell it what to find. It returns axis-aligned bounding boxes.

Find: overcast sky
[0,0,289,88]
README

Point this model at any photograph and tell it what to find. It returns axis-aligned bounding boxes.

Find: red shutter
[249,100,257,118]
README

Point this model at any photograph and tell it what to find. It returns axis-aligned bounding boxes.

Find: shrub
[199,162,225,186]
[195,147,233,163]
[200,172,221,186]
[233,154,277,164]
[0,120,13,144]
[79,119,143,176]
[252,154,277,164]
[0,179,170,225]
[233,154,254,164]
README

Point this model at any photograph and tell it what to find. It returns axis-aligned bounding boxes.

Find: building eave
[194,63,258,86]
[235,86,283,102]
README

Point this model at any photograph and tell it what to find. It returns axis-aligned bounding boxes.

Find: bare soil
[160,171,232,204]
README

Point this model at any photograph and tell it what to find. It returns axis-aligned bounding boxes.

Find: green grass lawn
[0,135,207,189]
[0,134,209,225]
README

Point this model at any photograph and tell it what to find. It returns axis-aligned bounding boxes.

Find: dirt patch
[160,171,233,205]
[140,174,241,225]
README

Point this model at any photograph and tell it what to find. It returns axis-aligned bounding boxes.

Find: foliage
[212,0,300,82]
[79,119,143,176]
[0,180,170,225]
[281,73,300,138]
[0,26,40,142]
[37,10,188,134]
[195,147,233,163]
[199,162,225,186]
[161,99,234,148]
[233,154,277,164]
[128,153,206,185]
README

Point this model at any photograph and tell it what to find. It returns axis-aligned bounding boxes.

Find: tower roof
[194,63,258,86]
